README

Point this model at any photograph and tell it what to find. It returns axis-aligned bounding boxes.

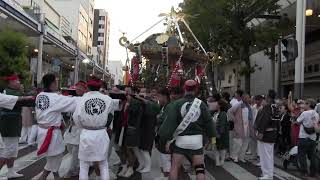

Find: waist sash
[173,98,202,139]
[175,135,203,150]
[82,126,106,130]
[37,125,61,156]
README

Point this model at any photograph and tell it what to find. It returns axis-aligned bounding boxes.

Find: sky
[95,0,183,64]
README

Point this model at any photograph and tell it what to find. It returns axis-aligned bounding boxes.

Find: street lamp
[306,0,313,16]
[82,58,90,80]
[82,58,90,64]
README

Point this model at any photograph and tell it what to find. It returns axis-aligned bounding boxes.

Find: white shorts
[44,153,64,172]
[0,137,19,158]
[159,153,171,173]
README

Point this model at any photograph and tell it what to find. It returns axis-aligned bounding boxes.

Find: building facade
[92,9,110,69]
[107,61,123,85]
[49,0,95,55]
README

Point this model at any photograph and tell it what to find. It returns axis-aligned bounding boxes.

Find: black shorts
[171,143,203,160]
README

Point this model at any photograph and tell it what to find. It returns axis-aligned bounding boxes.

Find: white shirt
[230,98,242,107]
[251,104,263,123]
[36,92,78,127]
[35,92,79,156]
[73,91,116,161]
[315,103,320,114]
[297,110,319,141]
[242,107,249,137]
[0,94,18,110]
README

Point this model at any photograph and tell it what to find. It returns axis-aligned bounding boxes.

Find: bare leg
[93,162,101,176]
[53,172,61,180]
[170,153,185,180]
[0,158,6,170]
[38,170,50,180]
[192,155,205,180]
[127,148,136,167]
[6,158,14,168]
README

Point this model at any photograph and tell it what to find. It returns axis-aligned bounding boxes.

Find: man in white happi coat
[35,74,79,180]
[73,78,118,180]
[64,81,87,178]
[0,92,35,177]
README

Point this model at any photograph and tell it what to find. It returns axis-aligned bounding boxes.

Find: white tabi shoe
[258,175,273,180]
[154,177,169,180]
[117,165,127,177]
[136,163,144,172]
[138,151,151,173]
[255,162,261,167]
[7,170,24,178]
[123,166,134,178]
[109,169,117,179]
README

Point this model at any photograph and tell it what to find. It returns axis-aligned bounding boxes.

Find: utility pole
[277,39,282,98]
[37,0,45,86]
[294,0,306,99]
[74,47,79,84]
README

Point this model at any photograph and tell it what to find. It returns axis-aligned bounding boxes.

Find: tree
[0,28,30,89]
[180,0,293,93]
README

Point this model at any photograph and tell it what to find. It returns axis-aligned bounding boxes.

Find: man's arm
[296,112,305,124]
[158,103,178,141]
[15,96,35,108]
[202,103,216,138]
[227,103,239,122]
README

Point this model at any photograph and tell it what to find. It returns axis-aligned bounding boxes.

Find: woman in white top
[296,99,319,177]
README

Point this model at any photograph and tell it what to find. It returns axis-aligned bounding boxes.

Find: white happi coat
[0,94,18,148]
[0,93,18,110]
[35,92,78,157]
[73,91,116,162]
[63,115,81,145]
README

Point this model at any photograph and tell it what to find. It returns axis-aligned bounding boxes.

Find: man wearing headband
[35,74,79,180]
[0,74,35,178]
[73,77,119,180]
[64,81,88,178]
[158,80,215,180]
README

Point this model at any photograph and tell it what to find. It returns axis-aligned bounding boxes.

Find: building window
[99,25,104,29]
[228,75,232,84]
[308,65,313,73]
[98,41,104,45]
[314,64,319,72]
[78,30,86,42]
[99,16,105,20]
[79,13,87,24]
[98,33,104,37]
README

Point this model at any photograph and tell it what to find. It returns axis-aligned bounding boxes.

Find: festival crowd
[0,73,319,180]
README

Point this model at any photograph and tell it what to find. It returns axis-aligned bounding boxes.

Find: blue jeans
[298,138,317,176]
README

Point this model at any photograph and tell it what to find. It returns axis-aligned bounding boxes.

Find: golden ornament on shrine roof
[156,33,170,44]
[119,36,129,47]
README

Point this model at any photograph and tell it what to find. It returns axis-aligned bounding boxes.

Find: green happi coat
[0,88,23,137]
[140,100,160,151]
[124,97,144,147]
[156,102,174,153]
[158,95,216,155]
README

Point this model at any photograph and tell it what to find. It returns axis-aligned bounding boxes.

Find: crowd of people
[0,73,319,180]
